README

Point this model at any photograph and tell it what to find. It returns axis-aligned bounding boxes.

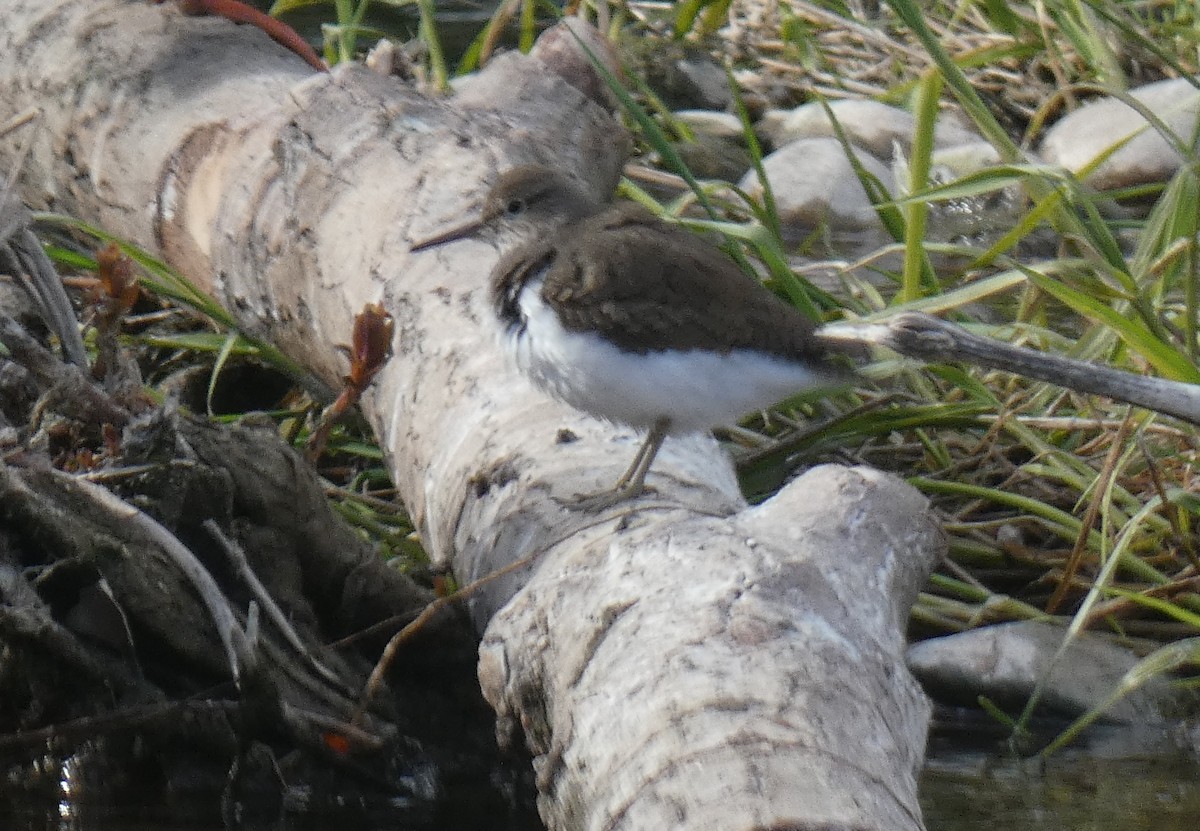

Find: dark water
[6,728,1198,830]
[0,747,540,830]
[922,751,1200,830]
[921,713,1200,830]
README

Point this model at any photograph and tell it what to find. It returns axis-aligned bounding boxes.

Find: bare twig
[72,477,254,684]
[204,518,343,688]
[822,312,1200,426]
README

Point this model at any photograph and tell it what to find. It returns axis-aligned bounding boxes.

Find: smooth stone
[929,140,1002,174]
[907,620,1199,725]
[624,35,733,111]
[671,53,733,111]
[1040,77,1200,191]
[738,137,894,239]
[757,99,979,158]
[673,109,746,139]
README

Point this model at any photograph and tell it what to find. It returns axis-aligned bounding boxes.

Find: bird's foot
[560,482,655,512]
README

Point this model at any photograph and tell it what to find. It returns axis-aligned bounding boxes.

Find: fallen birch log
[0,3,942,828]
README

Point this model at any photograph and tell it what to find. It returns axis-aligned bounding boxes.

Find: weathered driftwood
[0,294,497,807]
[0,3,943,828]
[0,404,433,697]
[823,313,1200,427]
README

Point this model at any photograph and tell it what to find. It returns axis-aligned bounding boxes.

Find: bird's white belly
[509,282,831,433]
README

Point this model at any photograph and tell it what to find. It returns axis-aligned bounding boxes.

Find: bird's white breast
[507,278,832,433]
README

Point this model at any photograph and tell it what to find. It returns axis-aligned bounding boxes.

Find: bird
[411,164,856,510]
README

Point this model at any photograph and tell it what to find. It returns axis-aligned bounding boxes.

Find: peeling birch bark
[0,3,942,828]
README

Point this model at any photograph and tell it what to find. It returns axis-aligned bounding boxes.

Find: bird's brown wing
[542,205,837,365]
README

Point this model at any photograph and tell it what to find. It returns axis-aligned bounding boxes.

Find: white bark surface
[1,3,943,828]
[480,464,939,830]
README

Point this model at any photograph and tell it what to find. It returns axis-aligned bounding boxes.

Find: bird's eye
[504,198,526,216]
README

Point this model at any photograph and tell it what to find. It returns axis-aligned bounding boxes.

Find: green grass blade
[1039,635,1200,756]
[416,0,448,90]
[899,70,941,302]
[1024,269,1200,382]
[206,330,241,416]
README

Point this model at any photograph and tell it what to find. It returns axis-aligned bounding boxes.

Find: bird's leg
[613,417,670,491]
[567,417,671,511]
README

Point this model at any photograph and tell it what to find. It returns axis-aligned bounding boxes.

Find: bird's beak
[409,214,487,251]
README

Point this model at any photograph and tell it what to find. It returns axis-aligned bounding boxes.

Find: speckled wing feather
[538,204,838,366]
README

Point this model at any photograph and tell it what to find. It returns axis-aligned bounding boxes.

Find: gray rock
[738,136,893,239]
[908,620,1198,725]
[671,53,733,111]
[673,109,745,140]
[758,99,978,158]
[929,140,1003,174]
[1040,76,1200,191]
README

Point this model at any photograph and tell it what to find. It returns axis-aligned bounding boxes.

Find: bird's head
[410,164,602,251]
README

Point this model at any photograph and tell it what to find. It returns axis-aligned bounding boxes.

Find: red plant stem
[167,0,327,72]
